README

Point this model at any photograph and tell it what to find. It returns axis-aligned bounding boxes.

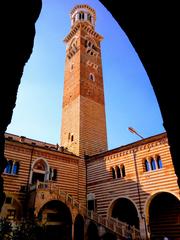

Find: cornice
[64,23,103,43]
[87,133,168,163]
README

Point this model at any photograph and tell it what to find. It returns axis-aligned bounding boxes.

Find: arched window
[87,13,92,23]
[89,73,95,81]
[156,155,163,169]
[111,167,116,179]
[4,160,13,174]
[12,162,19,174]
[116,166,121,178]
[81,12,84,20]
[121,164,126,177]
[71,134,74,141]
[79,12,84,20]
[150,158,156,170]
[88,41,92,47]
[145,159,150,171]
[31,159,49,184]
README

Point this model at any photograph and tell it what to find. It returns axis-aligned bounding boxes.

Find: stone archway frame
[37,199,73,225]
[107,195,141,220]
[107,196,147,239]
[35,198,84,221]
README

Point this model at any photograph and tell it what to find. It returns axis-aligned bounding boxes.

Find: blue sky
[7,0,165,149]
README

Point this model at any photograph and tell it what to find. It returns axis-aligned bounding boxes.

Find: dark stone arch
[102,231,117,240]
[149,192,180,239]
[111,197,139,229]
[74,214,84,240]
[87,221,100,240]
[1,0,42,210]
[38,200,72,240]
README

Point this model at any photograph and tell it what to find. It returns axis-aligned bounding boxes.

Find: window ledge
[3,173,18,176]
[143,168,163,174]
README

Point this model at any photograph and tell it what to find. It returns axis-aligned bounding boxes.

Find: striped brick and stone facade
[2,133,86,219]
[86,132,180,239]
[2,132,179,239]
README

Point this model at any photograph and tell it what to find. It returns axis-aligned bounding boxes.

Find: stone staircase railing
[88,211,141,239]
[30,181,141,239]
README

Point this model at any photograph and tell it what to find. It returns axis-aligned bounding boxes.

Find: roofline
[5,131,167,160]
[86,132,167,160]
[70,4,96,19]
[5,132,80,159]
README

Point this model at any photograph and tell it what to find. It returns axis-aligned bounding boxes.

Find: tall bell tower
[60,4,108,157]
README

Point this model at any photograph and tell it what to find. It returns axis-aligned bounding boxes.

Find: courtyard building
[1,4,180,240]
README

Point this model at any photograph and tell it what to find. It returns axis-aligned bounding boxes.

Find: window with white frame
[143,155,163,172]
[4,160,19,175]
[110,164,126,179]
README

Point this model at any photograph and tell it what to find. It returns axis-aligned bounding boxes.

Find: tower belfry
[60,4,108,156]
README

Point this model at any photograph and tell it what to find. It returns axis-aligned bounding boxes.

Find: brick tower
[60,4,108,157]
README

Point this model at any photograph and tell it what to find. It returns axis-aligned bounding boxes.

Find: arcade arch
[74,214,84,240]
[86,221,99,240]
[38,200,72,240]
[146,192,180,239]
[108,197,140,229]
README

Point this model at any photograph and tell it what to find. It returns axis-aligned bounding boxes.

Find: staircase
[30,181,141,240]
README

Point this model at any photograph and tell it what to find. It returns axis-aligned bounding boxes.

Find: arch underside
[38,200,72,240]
[110,197,139,229]
[149,192,180,239]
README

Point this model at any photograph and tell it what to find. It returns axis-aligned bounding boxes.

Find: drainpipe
[132,148,148,239]
[27,146,34,189]
[24,145,34,218]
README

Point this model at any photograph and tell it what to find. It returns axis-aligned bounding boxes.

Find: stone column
[139,216,149,239]
[72,222,74,240]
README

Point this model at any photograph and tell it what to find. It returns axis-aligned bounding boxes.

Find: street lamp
[128,126,148,239]
[128,127,144,140]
